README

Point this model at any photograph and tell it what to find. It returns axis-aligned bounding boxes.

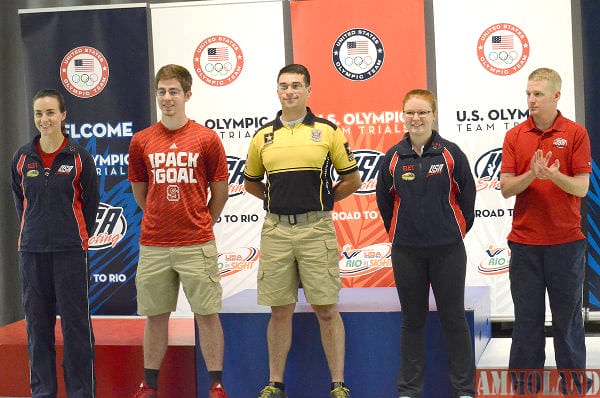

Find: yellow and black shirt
[244,107,358,215]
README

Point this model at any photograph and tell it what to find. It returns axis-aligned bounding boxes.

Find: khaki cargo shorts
[257,211,341,306]
[136,241,222,316]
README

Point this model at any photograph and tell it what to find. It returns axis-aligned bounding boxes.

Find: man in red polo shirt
[500,67,591,394]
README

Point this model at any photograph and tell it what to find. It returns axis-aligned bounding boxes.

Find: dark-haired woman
[11,88,99,397]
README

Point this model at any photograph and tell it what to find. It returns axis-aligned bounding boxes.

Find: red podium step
[0,317,196,398]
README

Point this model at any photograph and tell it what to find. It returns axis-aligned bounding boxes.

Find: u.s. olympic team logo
[332,28,384,81]
[193,35,244,86]
[60,46,109,98]
[477,23,530,76]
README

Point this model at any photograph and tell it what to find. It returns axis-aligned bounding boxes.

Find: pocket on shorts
[325,239,339,261]
[257,269,288,294]
[208,271,221,283]
[204,247,221,283]
[201,243,218,259]
[261,216,277,235]
[327,266,340,278]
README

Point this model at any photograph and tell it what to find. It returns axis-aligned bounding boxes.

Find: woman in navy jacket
[11,89,99,398]
[376,89,476,398]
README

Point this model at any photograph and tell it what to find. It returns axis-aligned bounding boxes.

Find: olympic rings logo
[488,50,520,65]
[204,62,233,76]
[332,28,384,81]
[60,46,109,98]
[71,73,99,86]
[343,55,374,71]
[194,35,244,86]
[477,23,529,76]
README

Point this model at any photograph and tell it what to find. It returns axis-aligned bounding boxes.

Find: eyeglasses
[277,83,305,91]
[403,110,432,118]
[156,88,183,97]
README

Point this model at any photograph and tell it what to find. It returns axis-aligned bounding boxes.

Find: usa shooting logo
[89,202,127,250]
[331,149,384,195]
[332,28,384,81]
[474,148,502,191]
[193,35,244,86]
[227,155,246,197]
[60,46,109,98]
[477,23,529,76]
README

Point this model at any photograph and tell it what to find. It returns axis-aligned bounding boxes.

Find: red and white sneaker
[133,381,158,398]
[209,382,228,398]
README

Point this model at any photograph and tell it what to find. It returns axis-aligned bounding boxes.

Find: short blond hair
[528,68,562,92]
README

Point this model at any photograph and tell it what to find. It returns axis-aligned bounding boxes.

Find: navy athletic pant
[508,240,586,375]
[19,250,96,398]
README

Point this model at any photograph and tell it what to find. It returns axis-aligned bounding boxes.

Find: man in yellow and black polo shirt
[244,64,361,398]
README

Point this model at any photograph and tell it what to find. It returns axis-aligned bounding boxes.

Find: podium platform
[195,287,491,398]
[0,317,196,398]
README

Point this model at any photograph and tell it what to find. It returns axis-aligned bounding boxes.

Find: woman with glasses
[376,89,476,398]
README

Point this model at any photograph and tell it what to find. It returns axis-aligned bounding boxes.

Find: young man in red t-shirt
[128,64,229,398]
[500,68,591,394]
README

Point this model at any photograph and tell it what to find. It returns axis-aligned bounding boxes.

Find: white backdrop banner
[150,0,287,314]
[433,0,576,318]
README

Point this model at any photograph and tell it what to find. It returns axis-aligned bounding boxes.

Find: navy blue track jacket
[11,134,100,252]
[376,131,476,247]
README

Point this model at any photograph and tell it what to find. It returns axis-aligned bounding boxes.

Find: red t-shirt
[128,120,228,246]
[501,111,591,245]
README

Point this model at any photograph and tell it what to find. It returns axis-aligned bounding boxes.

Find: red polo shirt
[501,111,591,245]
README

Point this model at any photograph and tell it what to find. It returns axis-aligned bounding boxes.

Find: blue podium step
[196,286,491,398]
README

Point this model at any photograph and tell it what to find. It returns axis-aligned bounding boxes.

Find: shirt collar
[273,107,316,130]
[524,110,568,134]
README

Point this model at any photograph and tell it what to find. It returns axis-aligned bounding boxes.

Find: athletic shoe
[133,382,158,398]
[209,382,228,398]
[330,385,350,398]
[258,385,287,398]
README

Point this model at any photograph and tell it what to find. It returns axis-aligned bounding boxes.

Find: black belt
[267,211,330,225]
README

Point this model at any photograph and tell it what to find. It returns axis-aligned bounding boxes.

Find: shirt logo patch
[27,162,38,169]
[553,137,567,148]
[402,172,415,181]
[311,129,322,142]
[427,163,444,176]
[167,185,180,201]
[264,132,274,146]
[57,165,74,174]
[26,170,40,177]
[344,142,355,161]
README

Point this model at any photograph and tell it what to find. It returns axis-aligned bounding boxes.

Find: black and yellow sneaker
[330,382,350,398]
[258,385,287,398]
